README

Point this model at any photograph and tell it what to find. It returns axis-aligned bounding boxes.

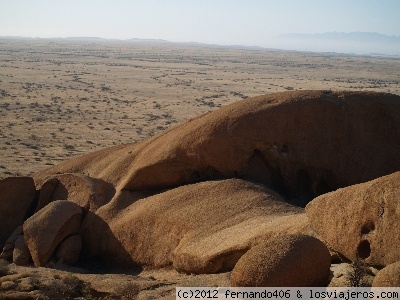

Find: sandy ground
[0,259,230,299]
[1,38,399,179]
[0,259,377,299]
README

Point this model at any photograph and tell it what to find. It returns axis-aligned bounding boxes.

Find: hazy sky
[1,0,399,47]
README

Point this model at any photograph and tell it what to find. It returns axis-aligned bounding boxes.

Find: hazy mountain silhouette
[1,33,399,56]
[127,38,169,43]
[282,32,400,42]
[275,32,400,56]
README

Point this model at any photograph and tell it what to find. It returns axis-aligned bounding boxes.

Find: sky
[1,0,399,52]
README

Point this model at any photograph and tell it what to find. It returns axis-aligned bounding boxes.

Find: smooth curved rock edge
[23,200,83,267]
[33,90,400,207]
[231,234,331,287]
[306,171,400,267]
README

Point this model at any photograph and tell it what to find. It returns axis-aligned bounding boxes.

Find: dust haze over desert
[1,1,400,299]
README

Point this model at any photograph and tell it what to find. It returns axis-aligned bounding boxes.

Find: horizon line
[1,34,399,58]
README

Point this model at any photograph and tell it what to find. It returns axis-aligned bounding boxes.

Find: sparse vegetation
[347,259,368,287]
[115,282,140,300]
[37,274,98,300]
[0,38,399,186]
[64,144,75,150]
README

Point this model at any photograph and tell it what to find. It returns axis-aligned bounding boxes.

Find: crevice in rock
[219,248,249,272]
[24,190,40,220]
[316,179,333,196]
[287,169,315,207]
[357,240,371,259]
[361,220,375,235]
[245,149,287,197]
[281,144,289,154]
[296,169,312,196]
[190,166,222,183]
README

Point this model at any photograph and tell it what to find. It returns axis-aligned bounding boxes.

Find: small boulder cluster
[0,174,113,268]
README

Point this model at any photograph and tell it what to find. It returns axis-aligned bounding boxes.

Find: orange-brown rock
[0,226,23,261]
[29,90,400,272]
[0,177,37,247]
[23,200,82,266]
[35,174,115,212]
[33,91,400,205]
[306,172,400,267]
[55,234,82,265]
[13,236,31,266]
[81,179,310,273]
[231,234,331,286]
[372,261,400,287]
[35,177,59,212]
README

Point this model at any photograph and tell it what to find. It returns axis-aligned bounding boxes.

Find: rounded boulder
[231,234,331,287]
[23,200,82,266]
[56,234,82,265]
[13,235,31,266]
[372,261,400,287]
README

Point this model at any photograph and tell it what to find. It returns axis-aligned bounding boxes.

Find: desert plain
[1,39,400,299]
[1,38,399,179]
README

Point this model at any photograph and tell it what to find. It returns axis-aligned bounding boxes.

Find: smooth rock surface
[230,234,331,286]
[306,172,400,266]
[23,200,82,266]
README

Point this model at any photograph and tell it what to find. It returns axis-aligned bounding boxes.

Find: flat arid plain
[1,38,399,179]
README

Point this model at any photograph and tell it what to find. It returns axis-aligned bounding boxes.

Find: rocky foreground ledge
[1,90,400,293]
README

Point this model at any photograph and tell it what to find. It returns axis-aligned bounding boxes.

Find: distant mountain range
[275,32,400,56]
[280,32,400,42]
[1,32,399,56]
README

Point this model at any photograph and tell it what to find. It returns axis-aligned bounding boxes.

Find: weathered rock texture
[13,236,31,266]
[33,91,400,206]
[372,261,400,287]
[23,200,82,266]
[0,177,36,246]
[36,174,115,212]
[27,90,400,274]
[81,179,310,273]
[0,226,23,260]
[34,177,59,212]
[306,171,400,267]
[55,234,82,265]
[230,234,331,286]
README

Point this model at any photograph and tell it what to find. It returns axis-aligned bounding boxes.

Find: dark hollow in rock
[361,220,375,235]
[357,240,371,259]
